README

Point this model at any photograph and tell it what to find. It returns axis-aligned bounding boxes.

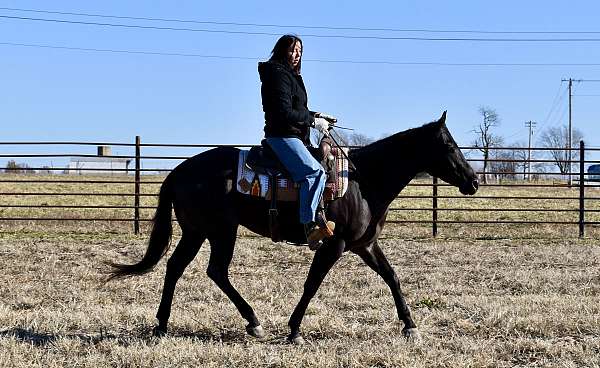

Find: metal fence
[1,137,599,237]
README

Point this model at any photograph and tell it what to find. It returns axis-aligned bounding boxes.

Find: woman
[258,34,336,249]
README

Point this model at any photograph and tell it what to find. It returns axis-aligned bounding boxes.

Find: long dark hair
[269,34,303,74]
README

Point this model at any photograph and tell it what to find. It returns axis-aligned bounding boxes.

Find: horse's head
[424,111,478,195]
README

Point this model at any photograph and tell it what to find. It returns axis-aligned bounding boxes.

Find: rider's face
[287,41,302,68]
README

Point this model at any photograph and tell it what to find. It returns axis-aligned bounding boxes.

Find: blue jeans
[265,137,326,224]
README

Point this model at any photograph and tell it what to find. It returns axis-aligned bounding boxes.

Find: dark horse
[108,111,478,344]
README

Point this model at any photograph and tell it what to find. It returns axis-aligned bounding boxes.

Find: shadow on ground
[0,326,316,346]
[0,327,153,347]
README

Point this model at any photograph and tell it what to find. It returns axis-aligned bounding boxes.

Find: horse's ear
[438,110,447,125]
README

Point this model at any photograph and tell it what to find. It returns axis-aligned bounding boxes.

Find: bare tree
[472,106,503,184]
[489,142,528,182]
[538,125,584,174]
[4,160,34,174]
[345,132,373,147]
[509,141,529,180]
[489,148,515,181]
[316,129,373,147]
[531,161,550,180]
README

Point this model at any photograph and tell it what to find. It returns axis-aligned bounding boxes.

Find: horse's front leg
[352,240,419,340]
[288,237,345,344]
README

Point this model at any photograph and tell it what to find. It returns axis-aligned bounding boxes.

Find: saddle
[245,139,293,177]
[238,138,349,242]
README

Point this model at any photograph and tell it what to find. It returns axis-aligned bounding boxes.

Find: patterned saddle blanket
[236,145,349,202]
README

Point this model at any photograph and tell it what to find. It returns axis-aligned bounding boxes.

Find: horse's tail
[106,175,174,280]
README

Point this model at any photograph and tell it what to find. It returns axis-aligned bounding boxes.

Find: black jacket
[258,60,314,144]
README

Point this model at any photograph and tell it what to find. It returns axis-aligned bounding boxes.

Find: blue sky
[1,1,600,167]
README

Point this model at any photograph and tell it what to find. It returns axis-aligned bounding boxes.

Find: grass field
[1,174,599,237]
[1,232,599,367]
[0,174,599,367]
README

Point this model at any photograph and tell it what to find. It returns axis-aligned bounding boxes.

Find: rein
[329,127,359,173]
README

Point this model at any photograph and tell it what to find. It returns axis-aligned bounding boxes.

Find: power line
[538,82,568,131]
[500,83,564,141]
[503,127,527,141]
[3,6,600,35]
[553,102,569,127]
[0,42,260,60]
[504,83,566,142]
[0,15,282,37]
[546,102,568,128]
[4,41,600,67]
[5,15,600,42]
[540,98,569,133]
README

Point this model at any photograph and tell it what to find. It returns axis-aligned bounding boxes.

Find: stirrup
[305,220,335,251]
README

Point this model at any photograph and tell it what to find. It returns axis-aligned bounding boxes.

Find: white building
[67,146,132,175]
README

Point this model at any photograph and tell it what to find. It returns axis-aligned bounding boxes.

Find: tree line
[472,106,583,183]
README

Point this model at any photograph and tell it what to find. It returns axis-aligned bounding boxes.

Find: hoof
[152,326,167,338]
[287,334,305,345]
[402,327,421,342]
[245,324,266,338]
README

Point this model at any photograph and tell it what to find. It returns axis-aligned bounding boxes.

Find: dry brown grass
[1,173,599,238]
[0,230,599,367]
[1,174,600,367]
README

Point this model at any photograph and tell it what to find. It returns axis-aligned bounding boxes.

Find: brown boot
[304,215,335,251]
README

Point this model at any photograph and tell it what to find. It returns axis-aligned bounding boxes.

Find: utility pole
[562,78,576,185]
[568,78,573,185]
[525,121,536,181]
[560,78,597,184]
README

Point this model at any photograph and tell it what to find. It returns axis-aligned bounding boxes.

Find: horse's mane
[349,120,439,160]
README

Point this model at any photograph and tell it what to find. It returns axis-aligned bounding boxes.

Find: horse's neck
[351,130,427,213]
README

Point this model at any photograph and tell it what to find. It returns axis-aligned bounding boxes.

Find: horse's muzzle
[460,179,479,195]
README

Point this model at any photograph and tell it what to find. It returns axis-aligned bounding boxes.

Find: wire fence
[1,137,599,237]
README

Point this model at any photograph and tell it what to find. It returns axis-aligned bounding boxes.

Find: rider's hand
[313,117,331,135]
[315,112,337,124]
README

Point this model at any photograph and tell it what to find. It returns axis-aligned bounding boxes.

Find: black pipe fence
[1,137,599,237]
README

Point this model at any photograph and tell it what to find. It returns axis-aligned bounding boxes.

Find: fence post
[432,176,438,237]
[134,136,141,235]
[579,140,585,238]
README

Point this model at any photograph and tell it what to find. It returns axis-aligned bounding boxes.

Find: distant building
[67,146,132,175]
[589,164,600,181]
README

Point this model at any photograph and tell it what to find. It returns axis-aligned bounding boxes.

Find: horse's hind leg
[154,230,205,336]
[206,224,264,338]
[353,241,419,340]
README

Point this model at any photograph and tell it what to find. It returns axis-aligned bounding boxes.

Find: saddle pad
[237,150,298,201]
[236,149,349,202]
